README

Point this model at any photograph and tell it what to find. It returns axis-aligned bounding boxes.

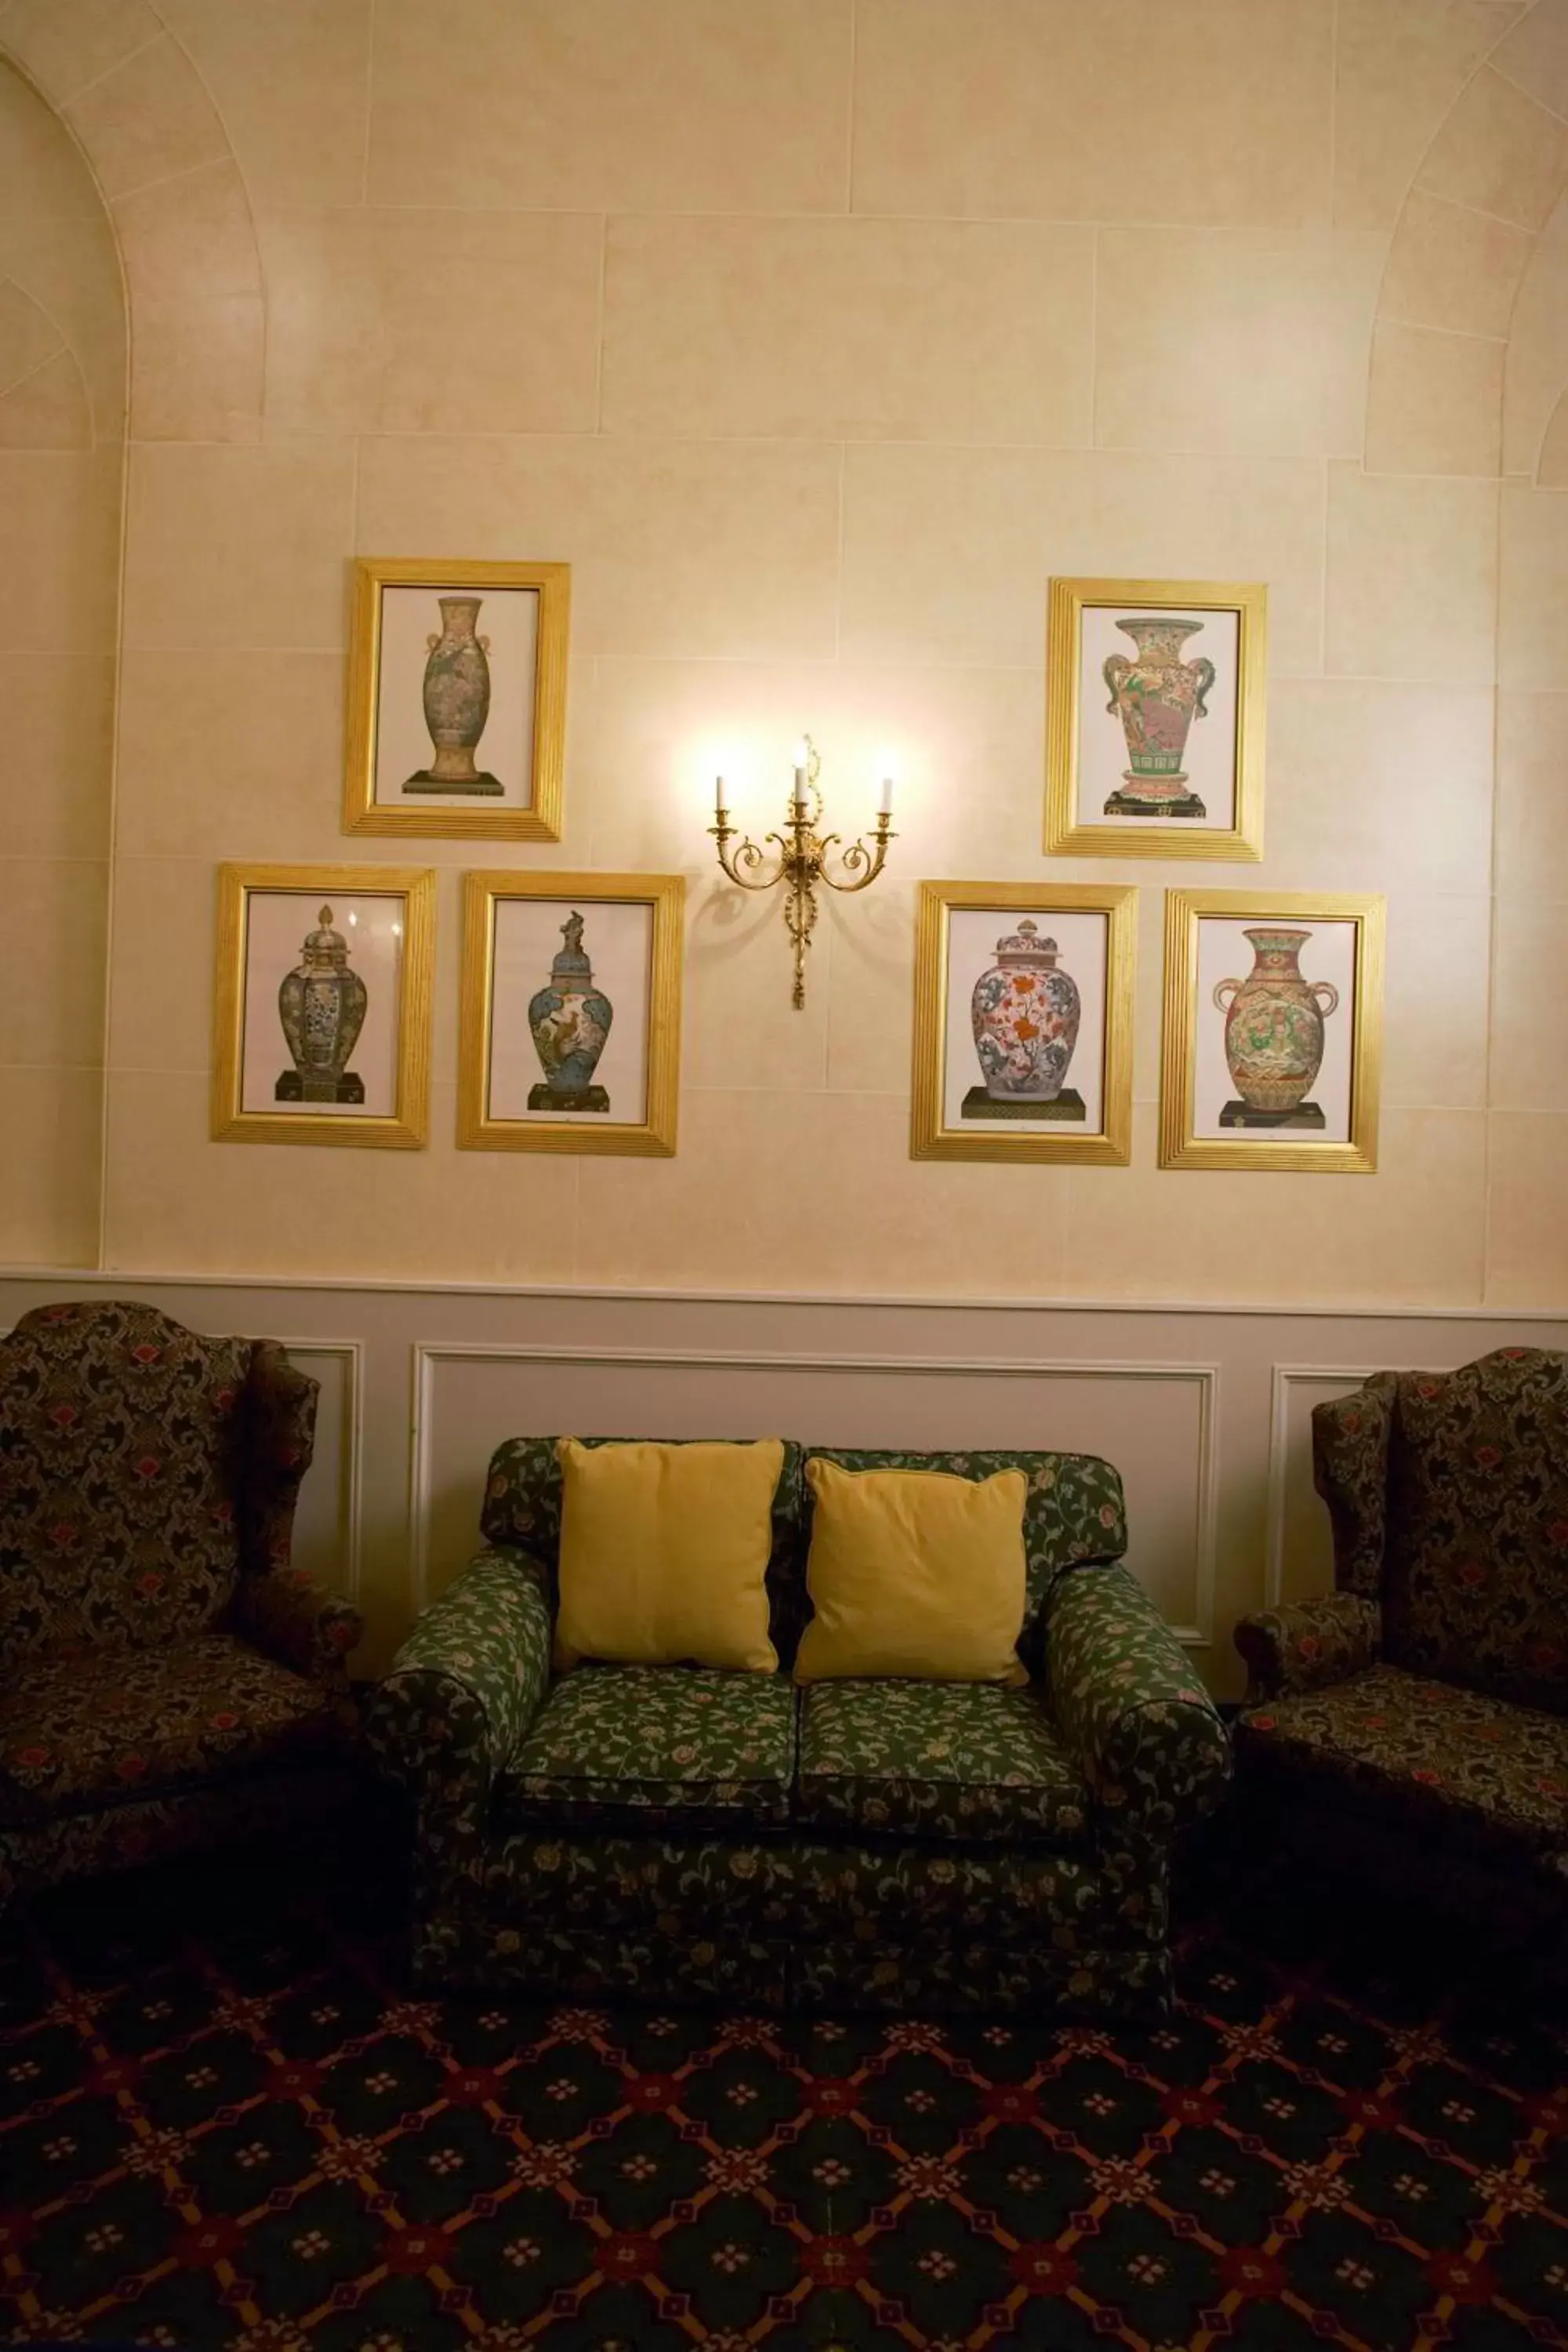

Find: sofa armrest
[1046,1563,1231,1842]
[232,1568,362,1692]
[1234,1592,1380,1701]
[361,1548,554,1848]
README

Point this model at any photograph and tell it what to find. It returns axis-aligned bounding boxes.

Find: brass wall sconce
[709,736,896,1007]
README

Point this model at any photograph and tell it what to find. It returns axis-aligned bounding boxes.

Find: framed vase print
[1160,889,1385,1172]
[343,557,569,840]
[459,871,684,1156]
[212,863,434,1148]
[1044,577,1266,860]
[910,881,1136,1165]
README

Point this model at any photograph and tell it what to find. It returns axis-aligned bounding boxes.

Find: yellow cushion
[794,1459,1029,1685]
[554,1438,783,1672]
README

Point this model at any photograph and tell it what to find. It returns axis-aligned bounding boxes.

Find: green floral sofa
[1233,1347,1568,1921]
[364,1439,1230,2017]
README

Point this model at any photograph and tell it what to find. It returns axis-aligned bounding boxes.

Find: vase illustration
[1213,927,1338,1128]
[962,919,1085,1123]
[405,594,503,796]
[528,911,612,1113]
[1102,615,1215,818]
[276,906,368,1105]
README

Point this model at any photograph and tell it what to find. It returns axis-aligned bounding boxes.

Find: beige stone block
[822,880,915,1099]
[0,448,121,650]
[123,441,354,652]
[112,159,260,307]
[129,292,263,442]
[1094,229,1385,459]
[0,651,114,856]
[1497,688,1568,898]
[1492,0,1568,119]
[260,208,601,437]
[1499,482,1568,685]
[358,435,841,663]
[1541,391,1568,484]
[601,216,1094,446]
[150,0,373,209]
[683,875,832,1095]
[104,857,209,1075]
[0,216,127,445]
[0,277,62,390]
[852,0,1331,226]
[1380,187,1534,338]
[102,1073,580,1283]
[1264,677,1494,894]
[1486,1110,1568,1301]
[0,0,163,106]
[367,0,851,213]
[1502,197,1568,474]
[0,60,103,216]
[840,445,1327,673]
[0,344,91,448]
[1417,65,1568,231]
[1325,463,1498,682]
[1490,898,1568,1109]
[114,648,341,858]
[0,1064,102,1265]
[1334,0,1526,230]
[64,34,227,199]
[1381,893,1490,1108]
[1062,1105,1486,1304]
[0,855,107,1066]
[1364,320,1504,477]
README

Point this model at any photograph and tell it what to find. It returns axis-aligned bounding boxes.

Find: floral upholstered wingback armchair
[1232,1348,1568,1908]
[0,1300,364,1901]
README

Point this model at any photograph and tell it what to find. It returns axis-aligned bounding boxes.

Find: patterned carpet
[2,1836,1566,2351]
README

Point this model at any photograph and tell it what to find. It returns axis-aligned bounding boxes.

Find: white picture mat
[1076,604,1240,830]
[488,896,654,1127]
[240,890,405,1118]
[373,583,540,811]
[1193,916,1357,1142]
[942,907,1109,1135]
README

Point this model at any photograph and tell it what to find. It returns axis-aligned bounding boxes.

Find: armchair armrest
[232,1568,362,1692]
[360,1547,553,1852]
[1234,1592,1380,1701]
[1046,1563,1231,1842]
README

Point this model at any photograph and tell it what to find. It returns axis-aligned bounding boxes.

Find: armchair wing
[1312,1372,1397,1597]
[1046,1563,1231,1842]
[230,1340,363,1690]
[1234,1592,1381,1701]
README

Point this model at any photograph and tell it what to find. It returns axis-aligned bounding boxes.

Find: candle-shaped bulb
[714,773,726,814]
[877,763,896,816]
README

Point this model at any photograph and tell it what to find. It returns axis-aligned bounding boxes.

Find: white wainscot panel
[282,1341,362,1599]
[412,1348,1218,1644]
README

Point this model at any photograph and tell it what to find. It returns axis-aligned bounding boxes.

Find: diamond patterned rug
[2,1842,1566,2350]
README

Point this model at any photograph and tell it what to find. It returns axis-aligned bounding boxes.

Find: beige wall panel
[1264,678,1494,895]
[366,0,851,213]
[1380,894,1491,1109]
[0,449,121,651]
[0,0,164,107]
[0,277,62,388]
[1381,187,1534,339]
[151,0,374,209]
[1541,393,1568,482]
[0,62,106,214]
[851,0,1332,227]
[1364,319,1505,477]
[1417,64,1568,232]
[111,159,260,307]
[0,1070,103,1263]
[0,345,89,448]
[260,209,603,438]
[0,652,114,858]
[1490,898,1568,1109]
[1333,0,1526,230]
[840,445,1327,672]
[684,880,833,1097]
[1499,481,1568,686]
[1496,688,1568,899]
[122,441,354,652]
[1491,0,1568,118]
[0,216,128,444]
[601,216,1094,447]
[357,435,842,664]
[127,290,263,444]
[1325,463,1499,681]
[1486,1112,1568,1301]
[1093,229,1385,459]
[105,856,210,1076]
[0,857,107,1069]
[64,34,228,200]
[1502,198,1568,474]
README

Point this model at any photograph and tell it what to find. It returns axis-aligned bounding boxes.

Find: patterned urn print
[970,920,1081,1107]
[528,910,613,1113]
[406,594,503,796]
[276,906,368,1104]
[1102,615,1215,817]
[1214,927,1339,1117]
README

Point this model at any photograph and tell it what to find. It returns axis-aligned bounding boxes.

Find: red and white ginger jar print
[971,920,1080,1102]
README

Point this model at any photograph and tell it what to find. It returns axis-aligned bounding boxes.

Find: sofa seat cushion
[1239,1664,1568,1857]
[795,1677,1092,1846]
[0,1635,336,1825]
[499,1664,797,1834]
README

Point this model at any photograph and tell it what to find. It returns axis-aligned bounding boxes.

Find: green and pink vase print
[406,594,503,796]
[528,910,612,1113]
[1214,926,1338,1130]
[1102,615,1214,818]
[964,919,1084,1123]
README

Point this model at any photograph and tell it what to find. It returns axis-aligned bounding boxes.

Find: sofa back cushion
[1384,1349,1568,1712]
[0,1300,253,1659]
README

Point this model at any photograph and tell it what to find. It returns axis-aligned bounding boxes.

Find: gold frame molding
[1160,887,1385,1173]
[343,557,570,840]
[212,862,434,1149]
[911,880,1137,1165]
[459,870,684,1156]
[1044,575,1267,860]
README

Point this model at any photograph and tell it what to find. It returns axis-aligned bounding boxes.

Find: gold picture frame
[1160,888,1385,1173]
[459,870,684,1156]
[343,557,570,840]
[212,862,434,1148]
[911,880,1136,1165]
[1045,576,1267,860]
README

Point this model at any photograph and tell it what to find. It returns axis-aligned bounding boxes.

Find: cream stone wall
[2,0,1567,1312]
